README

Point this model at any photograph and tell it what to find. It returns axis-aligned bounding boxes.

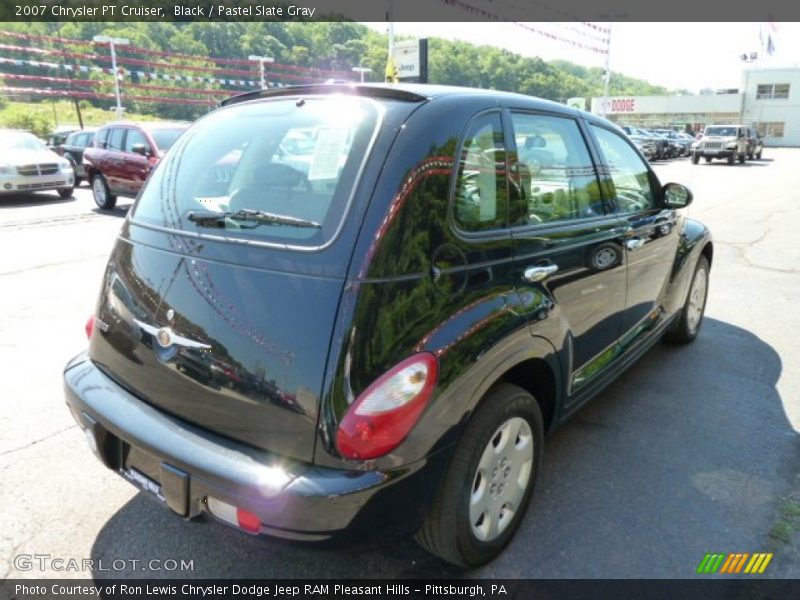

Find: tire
[74,177,83,187]
[727,153,735,165]
[92,175,117,210]
[415,383,544,567]
[57,187,74,199]
[704,156,712,163]
[664,255,710,345]
[738,152,745,164]
[756,151,762,160]
[691,153,700,165]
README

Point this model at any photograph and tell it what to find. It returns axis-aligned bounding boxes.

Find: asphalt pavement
[1,151,799,579]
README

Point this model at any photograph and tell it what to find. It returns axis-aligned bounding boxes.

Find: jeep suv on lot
[83,121,188,209]
[64,84,712,567]
[691,124,748,165]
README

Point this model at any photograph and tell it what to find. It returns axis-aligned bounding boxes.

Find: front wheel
[57,187,74,199]
[691,153,700,165]
[756,150,762,160]
[664,255,710,344]
[738,152,745,164]
[727,153,736,165]
[415,383,544,567]
[92,175,117,210]
[705,156,712,163]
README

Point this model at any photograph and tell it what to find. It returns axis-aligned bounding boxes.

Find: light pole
[93,35,129,119]
[351,67,372,83]
[248,55,275,89]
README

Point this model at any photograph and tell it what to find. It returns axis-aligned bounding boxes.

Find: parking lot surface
[1,151,799,579]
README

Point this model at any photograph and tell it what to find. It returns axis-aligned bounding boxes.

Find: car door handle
[523,264,559,282]
[625,238,646,251]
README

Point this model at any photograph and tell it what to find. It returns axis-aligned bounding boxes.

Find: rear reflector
[337,352,438,460]
[206,497,261,534]
[85,315,95,339]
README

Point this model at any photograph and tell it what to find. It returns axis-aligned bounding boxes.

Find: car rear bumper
[63,353,447,541]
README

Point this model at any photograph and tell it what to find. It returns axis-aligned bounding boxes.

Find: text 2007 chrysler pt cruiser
[64,84,712,567]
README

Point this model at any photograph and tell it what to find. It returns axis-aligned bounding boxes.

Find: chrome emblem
[133,318,211,351]
[166,308,175,321]
[157,328,173,347]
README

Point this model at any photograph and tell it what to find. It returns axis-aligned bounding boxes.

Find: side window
[510,113,604,226]
[107,128,125,151]
[95,128,109,148]
[124,129,148,153]
[591,126,655,215]
[454,112,508,232]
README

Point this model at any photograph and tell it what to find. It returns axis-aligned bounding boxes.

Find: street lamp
[351,67,372,83]
[93,35,129,119]
[248,55,275,89]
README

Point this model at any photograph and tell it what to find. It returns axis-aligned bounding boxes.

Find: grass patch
[0,101,161,138]
[781,501,800,519]
[769,521,794,544]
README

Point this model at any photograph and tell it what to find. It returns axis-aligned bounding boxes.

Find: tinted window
[149,128,185,152]
[591,126,655,215]
[107,128,125,151]
[511,113,603,226]
[133,97,378,247]
[124,129,148,153]
[95,128,109,148]
[453,112,508,232]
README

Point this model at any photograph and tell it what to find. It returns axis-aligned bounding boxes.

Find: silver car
[0,130,75,198]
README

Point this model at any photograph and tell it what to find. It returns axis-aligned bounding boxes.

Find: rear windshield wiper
[187,208,321,229]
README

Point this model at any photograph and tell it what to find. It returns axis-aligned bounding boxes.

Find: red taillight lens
[85,315,95,339]
[236,507,261,533]
[336,353,439,460]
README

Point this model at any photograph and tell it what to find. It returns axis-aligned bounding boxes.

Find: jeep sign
[393,39,422,79]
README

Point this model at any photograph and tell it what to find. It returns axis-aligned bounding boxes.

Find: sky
[362,22,800,94]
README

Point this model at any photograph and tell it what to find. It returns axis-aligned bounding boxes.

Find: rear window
[132,96,379,247]
[149,128,185,152]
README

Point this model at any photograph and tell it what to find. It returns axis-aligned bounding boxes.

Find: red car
[83,121,188,209]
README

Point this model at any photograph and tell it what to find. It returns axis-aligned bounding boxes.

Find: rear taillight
[85,315,95,339]
[336,353,439,460]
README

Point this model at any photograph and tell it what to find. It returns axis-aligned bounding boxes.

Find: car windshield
[132,96,379,247]
[1,132,47,152]
[705,127,736,137]
[149,128,186,152]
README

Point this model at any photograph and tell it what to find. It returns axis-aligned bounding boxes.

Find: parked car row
[620,126,695,161]
[1,120,189,203]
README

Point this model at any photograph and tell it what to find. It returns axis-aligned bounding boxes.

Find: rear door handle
[523,264,559,283]
[625,238,646,251]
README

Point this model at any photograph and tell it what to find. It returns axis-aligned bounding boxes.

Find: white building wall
[741,68,800,147]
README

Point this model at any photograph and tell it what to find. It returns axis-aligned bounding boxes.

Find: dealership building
[590,67,800,146]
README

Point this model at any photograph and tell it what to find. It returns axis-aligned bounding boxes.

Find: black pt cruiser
[64,84,712,567]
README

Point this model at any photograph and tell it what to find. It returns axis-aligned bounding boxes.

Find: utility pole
[248,55,275,89]
[601,26,612,117]
[93,35,129,119]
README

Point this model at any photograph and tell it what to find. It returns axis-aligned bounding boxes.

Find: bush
[1,111,53,139]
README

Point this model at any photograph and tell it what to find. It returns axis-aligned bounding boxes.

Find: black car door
[507,111,627,403]
[589,124,679,350]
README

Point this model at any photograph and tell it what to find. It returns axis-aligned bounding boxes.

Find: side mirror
[131,143,150,156]
[663,182,693,209]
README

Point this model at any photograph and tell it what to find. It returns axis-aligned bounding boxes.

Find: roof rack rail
[221,84,429,107]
